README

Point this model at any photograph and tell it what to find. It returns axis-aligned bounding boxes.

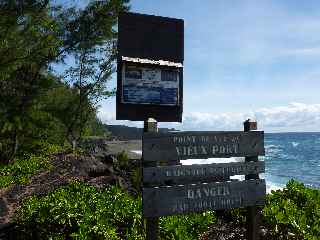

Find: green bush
[28,141,63,156]
[262,180,320,240]
[15,182,217,240]
[131,167,142,192]
[116,151,130,169]
[229,180,320,240]
[0,143,62,188]
[15,182,145,240]
[160,212,216,240]
[0,153,51,188]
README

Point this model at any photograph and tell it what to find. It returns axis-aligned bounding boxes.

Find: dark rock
[6,185,24,200]
[0,199,8,222]
[117,176,129,191]
[0,223,17,240]
[103,154,117,165]
[88,176,117,189]
[88,165,114,178]
[201,220,246,240]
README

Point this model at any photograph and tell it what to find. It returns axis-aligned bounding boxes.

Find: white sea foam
[130,151,242,164]
[291,142,300,147]
[266,183,284,193]
[265,144,279,149]
[131,150,142,155]
[180,157,240,165]
[265,145,282,154]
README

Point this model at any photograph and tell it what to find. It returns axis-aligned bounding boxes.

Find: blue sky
[68,1,320,132]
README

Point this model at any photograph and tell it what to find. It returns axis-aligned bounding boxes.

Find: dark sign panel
[143,161,265,185]
[143,179,266,217]
[143,131,265,162]
[117,12,184,122]
[118,12,183,62]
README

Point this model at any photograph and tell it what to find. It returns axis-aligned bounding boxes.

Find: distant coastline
[106,124,320,140]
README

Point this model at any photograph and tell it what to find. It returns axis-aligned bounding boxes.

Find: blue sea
[264,132,320,191]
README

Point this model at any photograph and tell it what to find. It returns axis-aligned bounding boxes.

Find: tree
[0,0,129,163]
[62,0,128,147]
[0,0,63,163]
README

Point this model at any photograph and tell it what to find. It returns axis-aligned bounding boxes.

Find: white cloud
[178,103,320,132]
[254,103,320,130]
[98,102,320,132]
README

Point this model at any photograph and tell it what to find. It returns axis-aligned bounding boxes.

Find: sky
[79,1,320,132]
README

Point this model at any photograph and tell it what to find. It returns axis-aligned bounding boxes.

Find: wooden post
[144,118,159,240]
[244,119,260,240]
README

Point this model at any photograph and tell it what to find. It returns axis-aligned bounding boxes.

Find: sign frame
[117,12,184,122]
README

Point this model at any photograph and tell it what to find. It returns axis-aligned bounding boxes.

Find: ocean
[264,132,320,191]
[133,132,320,193]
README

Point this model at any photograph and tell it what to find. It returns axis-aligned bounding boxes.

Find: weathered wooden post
[244,119,260,240]
[143,118,159,240]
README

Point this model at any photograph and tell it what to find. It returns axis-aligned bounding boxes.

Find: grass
[0,144,61,188]
[0,153,51,188]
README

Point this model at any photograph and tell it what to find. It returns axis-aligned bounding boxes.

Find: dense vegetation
[14,182,216,240]
[0,0,129,164]
[262,180,320,239]
[10,180,320,240]
[230,180,320,240]
[160,212,215,240]
[0,151,51,188]
[15,182,145,240]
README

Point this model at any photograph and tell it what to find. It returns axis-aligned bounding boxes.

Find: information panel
[122,64,180,105]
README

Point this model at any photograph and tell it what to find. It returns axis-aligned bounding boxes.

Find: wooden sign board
[118,12,184,63]
[143,161,265,185]
[117,12,184,122]
[143,179,266,217]
[143,131,265,162]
